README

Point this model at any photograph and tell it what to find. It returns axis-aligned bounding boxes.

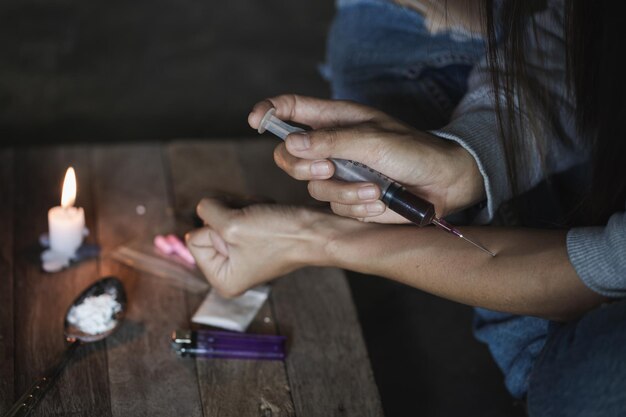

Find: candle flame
[61,167,77,208]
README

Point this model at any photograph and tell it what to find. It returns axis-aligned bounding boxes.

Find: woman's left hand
[186,198,335,297]
[249,95,484,223]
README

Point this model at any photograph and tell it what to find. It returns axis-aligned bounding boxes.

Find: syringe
[258,109,495,257]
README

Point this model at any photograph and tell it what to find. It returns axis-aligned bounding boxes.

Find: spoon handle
[3,340,81,417]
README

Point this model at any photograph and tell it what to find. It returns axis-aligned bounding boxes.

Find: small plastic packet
[192,285,270,332]
[109,236,209,294]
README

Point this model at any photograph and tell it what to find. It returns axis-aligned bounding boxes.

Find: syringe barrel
[385,186,436,226]
[331,160,434,225]
[258,109,436,226]
[331,159,396,197]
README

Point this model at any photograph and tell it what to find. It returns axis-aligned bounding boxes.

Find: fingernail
[311,161,331,176]
[357,186,377,200]
[366,202,385,214]
[288,133,310,151]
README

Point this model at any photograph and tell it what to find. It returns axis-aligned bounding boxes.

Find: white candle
[48,167,85,256]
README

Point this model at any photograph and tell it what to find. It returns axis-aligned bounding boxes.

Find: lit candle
[48,167,85,256]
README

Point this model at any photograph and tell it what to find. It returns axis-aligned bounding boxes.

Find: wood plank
[12,146,112,417]
[91,144,203,417]
[0,149,14,414]
[234,138,384,416]
[167,140,247,215]
[234,138,314,205]
[272,268,384,417]
[167,140,295,417]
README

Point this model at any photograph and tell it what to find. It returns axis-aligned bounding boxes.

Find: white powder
[191,285,270,332]
[67,293,122,335]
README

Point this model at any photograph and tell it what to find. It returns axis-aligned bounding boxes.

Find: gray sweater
[432,1,626,298]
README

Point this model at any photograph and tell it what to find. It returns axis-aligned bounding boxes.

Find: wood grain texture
[3,140,381,416]
[272,268,384,417]
[0,149,14,413]
[234,138,383,416]
[233,138,314,205]
[12,146,112,417]
[167,140,247,212]
[91,144,203,417]
[167,140,295,417]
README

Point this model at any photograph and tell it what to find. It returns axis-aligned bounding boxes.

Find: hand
[248,95,484,223]
[185,198,333,297]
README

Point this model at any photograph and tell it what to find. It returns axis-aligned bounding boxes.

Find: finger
[196,198,234,232]
[329,201,387,218]
[274,143,335,180]
[187,227,230,257]
[248,94,381,130]
[329,202,410,223]
[248,99,275,130]
[307,180,380,204]
[185,228,227,283]
[186,228,218,264]
[283,125,390,169]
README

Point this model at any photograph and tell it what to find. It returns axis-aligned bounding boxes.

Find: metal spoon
[3,276,127,417]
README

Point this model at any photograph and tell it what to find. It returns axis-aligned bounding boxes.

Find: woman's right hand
[248,95,485,223]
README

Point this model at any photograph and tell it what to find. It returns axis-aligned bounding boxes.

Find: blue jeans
[323,0,626,414]
[320,0,483,130]
[527,299,626,417]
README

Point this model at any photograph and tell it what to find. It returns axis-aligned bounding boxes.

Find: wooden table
[0,140,383,417]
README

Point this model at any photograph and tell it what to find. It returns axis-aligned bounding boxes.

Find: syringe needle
[458,234,496,257]
[257,110,497,257]
[431,218,496,257]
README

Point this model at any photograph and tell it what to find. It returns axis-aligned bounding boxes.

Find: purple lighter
[170,329,286,361]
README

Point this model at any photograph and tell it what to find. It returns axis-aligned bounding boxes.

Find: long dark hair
[483,0,626,224]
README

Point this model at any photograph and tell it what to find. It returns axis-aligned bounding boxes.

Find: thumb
[196,198,233,232]
[284,125,386,168]
[248,94,380,130]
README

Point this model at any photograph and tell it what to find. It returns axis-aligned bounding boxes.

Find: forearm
[313,217,606,321]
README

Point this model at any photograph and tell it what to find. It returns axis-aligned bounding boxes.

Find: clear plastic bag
[109,237,209,294]
[191,285,270,332]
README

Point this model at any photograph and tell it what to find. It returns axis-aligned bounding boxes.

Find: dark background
[0,1,524,415]
[0,0,331,144]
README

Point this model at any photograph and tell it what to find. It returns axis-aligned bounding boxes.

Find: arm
[322,216,606,321]
[187,199,606,322]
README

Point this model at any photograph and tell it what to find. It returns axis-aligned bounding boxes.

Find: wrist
[445,143,486,212]
[287,208,339,267]
[293,209,361,268]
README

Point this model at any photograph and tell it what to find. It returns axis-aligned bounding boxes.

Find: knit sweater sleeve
[430,0,586,224]
[431,1,626,296]
[567,210,626,298]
